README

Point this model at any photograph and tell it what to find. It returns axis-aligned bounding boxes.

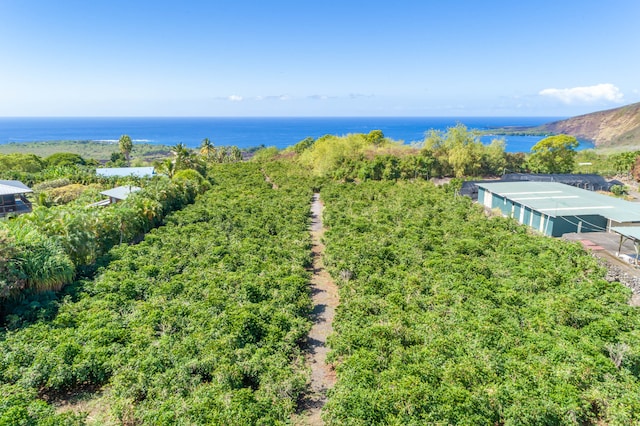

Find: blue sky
[1,0,638,117]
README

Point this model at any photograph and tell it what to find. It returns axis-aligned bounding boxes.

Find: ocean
[0,117,592,153]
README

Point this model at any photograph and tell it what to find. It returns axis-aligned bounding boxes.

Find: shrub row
[321,180,640,425]
[0,176,203,304]
[0,163,314,424]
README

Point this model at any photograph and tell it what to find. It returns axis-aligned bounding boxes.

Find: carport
[611,227,640,265]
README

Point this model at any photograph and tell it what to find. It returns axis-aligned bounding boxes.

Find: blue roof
[96,167,155,177]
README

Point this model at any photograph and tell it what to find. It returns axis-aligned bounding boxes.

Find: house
[96,167,155,178]
[0,180,33,218]
[477,181,640,237]
[90,185,142,206]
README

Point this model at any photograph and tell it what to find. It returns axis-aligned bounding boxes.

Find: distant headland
[488,102,640,151]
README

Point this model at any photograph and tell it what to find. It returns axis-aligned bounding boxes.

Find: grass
[52,387,116,425]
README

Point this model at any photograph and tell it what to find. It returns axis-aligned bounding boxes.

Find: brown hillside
[539,102,640,147]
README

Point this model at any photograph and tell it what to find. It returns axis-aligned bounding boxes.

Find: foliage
[0,177,200,304]
[118,135,134,164]
[153,158,176,178]
[199,138,243,164]
[172,169,211,192]
[0,223,75,298]
[287,137,315,154]
[504,151,527,173]
[610,151,640,175]
[251,146,280,162]
[32,178,72,192]
[5,153,640,423]
[170,143,206,175]
[40,183,88,206]
[296,130,410,177]
[0,162,132,188]
[199,137,215,160]
[0,153,46,173]
[610,184,628,197]
[527,134,579,173]
[211,145,243,163]
[0,163,313,424]
[421,124,507,177]
[320,180,640,425]
[634,157,640,182]
[45,152,88,167]
[329,152,434,182]
[106,151,127,167]
[0,383,85,425]
[0,229,22,298]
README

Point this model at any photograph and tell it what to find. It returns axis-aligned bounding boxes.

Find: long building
[477,181,640,237]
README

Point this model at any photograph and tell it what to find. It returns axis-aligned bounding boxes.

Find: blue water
[0,117,592,153]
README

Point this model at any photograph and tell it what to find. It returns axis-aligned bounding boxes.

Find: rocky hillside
[539,102,640,147]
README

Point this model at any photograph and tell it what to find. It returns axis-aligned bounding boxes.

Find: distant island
[487,102,640,151]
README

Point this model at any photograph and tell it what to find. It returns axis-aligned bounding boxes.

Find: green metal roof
[610,226,640,241]
[477,181,640,223]
[0,180,33,196]
[96,167,155,178]
[100,185,141,201]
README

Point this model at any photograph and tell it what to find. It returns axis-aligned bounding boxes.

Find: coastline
[0,116,562,153]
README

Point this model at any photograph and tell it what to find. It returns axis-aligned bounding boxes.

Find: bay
[0,117,592,153]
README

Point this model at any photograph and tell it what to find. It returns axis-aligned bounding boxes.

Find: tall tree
[422,124,488,177]
[118,135,133,165]
[171,142,205,173]
[154,158,176,178]
[527,134,578,173]
[200,138,216,161]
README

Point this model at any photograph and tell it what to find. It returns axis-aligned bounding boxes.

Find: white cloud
[539,83,624,104]
[228,95,243,102]
[254,95,291,101]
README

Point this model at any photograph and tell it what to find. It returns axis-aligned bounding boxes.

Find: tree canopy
[422,124,508,177]
[527,134,579,173]
[45,152,87,167]
[118,134,134,164]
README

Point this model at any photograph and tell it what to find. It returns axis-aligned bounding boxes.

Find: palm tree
[200,138,216,161]
[171,143,191,170]
[154,158,177,178]
[118,135,133,165]
[230,146,243,162]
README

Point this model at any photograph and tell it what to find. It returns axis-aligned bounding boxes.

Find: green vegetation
[0,163,313,424]
[320,180,640,424]
[0,153,47,173]
[0,140,172,163]
[118,135,134,164]
[527,135,579,174]
[479,127,553,137]
[290,126,519,181]
[422,124,511,177]
[3,130,640,424]
[0,176,203,303]
[45,152,93,167]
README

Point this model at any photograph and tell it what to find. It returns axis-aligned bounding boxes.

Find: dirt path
[295,193,339,425]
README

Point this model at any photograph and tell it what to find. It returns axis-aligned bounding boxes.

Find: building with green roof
[477,181,640,237]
